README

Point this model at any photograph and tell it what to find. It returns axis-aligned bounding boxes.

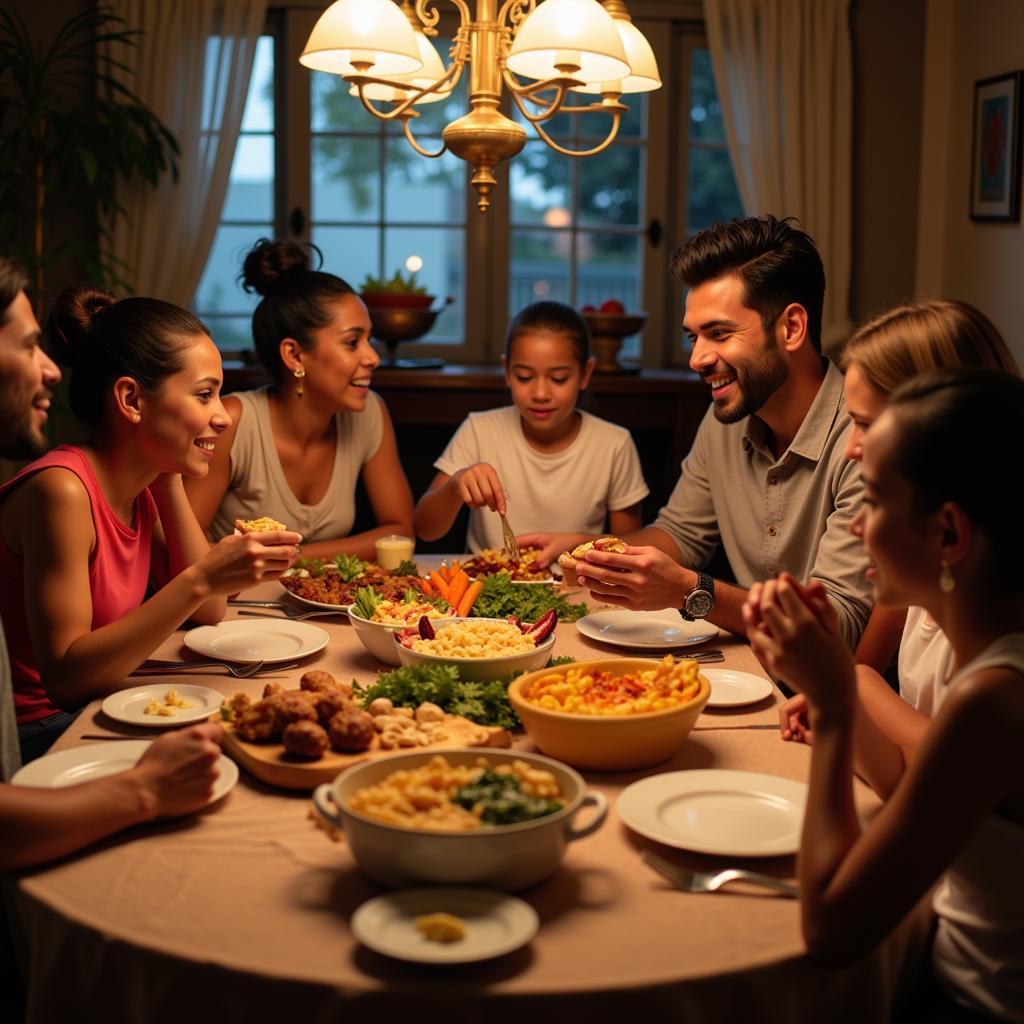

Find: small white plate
[701,668,774,709]
[102,684,223,727]
[12,740,238,807]
[184,619,328,663]
[351,888,538,964]
[617,769,807,856]
[576,609,718,650]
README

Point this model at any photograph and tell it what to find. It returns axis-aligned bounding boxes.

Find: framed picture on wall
[970,71,1023,222]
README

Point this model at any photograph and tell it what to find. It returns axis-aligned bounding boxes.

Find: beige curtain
[704,0,853,349]
[101,0,268,306]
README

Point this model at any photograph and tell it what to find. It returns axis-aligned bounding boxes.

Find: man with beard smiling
[523,216,871,648]
[0,255,223,872]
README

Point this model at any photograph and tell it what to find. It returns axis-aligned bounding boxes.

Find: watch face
[686,590,714,619]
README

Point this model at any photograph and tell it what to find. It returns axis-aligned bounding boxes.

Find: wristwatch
[680,572,715,621]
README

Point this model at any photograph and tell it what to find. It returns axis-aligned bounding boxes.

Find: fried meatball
[272,692,318,730]
[328,707,375,753]
[315,689,353,727]
[262,681,286,699]
[235,700,278,742]
[225,692,253,720]
[300,670,340,694]
[282,720,329,760]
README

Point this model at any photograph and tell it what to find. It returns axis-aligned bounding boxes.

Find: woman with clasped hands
[741,368,1024,1021]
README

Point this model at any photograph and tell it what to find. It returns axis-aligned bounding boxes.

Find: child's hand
[517,532,590,569]
[449,463,506,514]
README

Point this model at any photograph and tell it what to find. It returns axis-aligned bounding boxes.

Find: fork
[499,510,521,561]
[131,659,296,678]
[235,608,345,621]
[642,848,798,898]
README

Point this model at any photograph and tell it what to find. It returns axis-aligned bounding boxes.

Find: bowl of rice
[508,656,711,771]
[347,601,452,666]
[311,748,607,890]
[394,617,556,681]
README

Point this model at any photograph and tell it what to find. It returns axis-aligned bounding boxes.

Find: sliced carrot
[456,579,484,618]
[447,570,470,610]
[439,564,452,583]
[429,571,449,600]
[419,577,433,597]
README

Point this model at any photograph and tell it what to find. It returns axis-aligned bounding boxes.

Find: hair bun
[45,283,116,365]
[241,238,314,296]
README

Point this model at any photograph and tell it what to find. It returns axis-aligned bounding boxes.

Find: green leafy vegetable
[390,559,419,577]
[331,553,367,581]
[469,572,588,623]
[360,268,429,295]
[293,557,326,578]
[452,769,562,825]
[353,587,381,620]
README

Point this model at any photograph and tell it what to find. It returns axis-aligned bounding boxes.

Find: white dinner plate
[617,770,807,856]
[11,740,238,807]
[184,619,328,663]
[101,684,223,727]
[700,669,774,709]
[575,609,718,650]
[351,889,538,964]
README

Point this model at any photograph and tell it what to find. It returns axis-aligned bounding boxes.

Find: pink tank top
[0,446,156,723]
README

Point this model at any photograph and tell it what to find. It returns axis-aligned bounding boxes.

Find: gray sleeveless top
[210,388,384,543]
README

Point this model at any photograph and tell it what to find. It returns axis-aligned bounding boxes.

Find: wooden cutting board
[221,714,512,790]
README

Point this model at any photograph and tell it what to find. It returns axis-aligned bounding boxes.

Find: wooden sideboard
[223,362,711,552]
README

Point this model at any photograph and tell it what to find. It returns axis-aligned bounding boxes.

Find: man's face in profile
[0,291,61,459]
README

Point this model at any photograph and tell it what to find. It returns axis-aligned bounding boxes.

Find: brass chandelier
[300,0,661,211]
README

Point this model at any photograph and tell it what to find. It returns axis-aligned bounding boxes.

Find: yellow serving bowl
[508,657,711,771]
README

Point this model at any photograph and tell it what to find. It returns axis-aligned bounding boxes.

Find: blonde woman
[780,301,1019,792]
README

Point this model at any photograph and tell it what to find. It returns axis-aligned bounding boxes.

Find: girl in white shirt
[414,301,648,553]
[745,368,1024,1021]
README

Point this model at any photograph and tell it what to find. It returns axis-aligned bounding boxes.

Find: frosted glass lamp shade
[572,17,660,93]
[506,0,630,84]
[300,0,422,77]
[349,30,452,104]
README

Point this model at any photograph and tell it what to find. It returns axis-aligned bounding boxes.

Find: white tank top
[931,633,1024,1020]
[898,606,955,716]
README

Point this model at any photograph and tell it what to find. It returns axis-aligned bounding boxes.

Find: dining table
[10,566,933,1024]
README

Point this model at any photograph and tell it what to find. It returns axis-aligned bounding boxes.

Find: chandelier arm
[415,0,472,34]
[349,58,465,122]
[508,84,570,125]
[402,118,448,158]
[497,0,537,30]
[533,111,623,157]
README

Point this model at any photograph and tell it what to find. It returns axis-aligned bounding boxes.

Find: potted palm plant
[0,6,179,312]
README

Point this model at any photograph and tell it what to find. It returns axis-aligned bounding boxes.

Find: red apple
[599,299,626,314]
[581,304,596,313]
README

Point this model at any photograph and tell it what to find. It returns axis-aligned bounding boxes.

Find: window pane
[384,142,465,223]
[311,225,381,290]
[510,142,571,226]
[689,49,727,143]
[687,147,743,234]
[241,36,275,132]
[202,315,255,352]
[578,146,642,228]
[510,230,571,312]
[312,74,382,133]
[222,135,274,221]
[313,137,381,222]
[383,227,464,342]
[194,225,270,314]
[576,233,641,310]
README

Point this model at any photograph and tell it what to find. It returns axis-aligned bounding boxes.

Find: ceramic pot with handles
[312,747,607,891]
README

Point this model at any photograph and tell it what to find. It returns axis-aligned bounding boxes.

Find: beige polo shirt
[653,361,872,648]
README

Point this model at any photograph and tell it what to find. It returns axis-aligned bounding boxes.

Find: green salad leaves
[469,572,588,623]
[356,656,576,729]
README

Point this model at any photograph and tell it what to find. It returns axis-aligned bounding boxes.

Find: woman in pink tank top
[0,285,302,761]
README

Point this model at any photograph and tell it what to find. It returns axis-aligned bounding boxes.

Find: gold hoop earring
[939,560,955,593]
[293,366,305,398]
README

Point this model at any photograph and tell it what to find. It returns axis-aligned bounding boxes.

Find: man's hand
[131,723,224,819]
[516,532,590,569]
[574,545,693,611]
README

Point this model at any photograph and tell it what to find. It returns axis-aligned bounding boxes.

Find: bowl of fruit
[580,300,647,373]
[360,269,454,367]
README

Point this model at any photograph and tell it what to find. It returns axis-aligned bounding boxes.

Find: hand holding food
[515,531,590,569]
[234,516,288,534]
[572,543,692,612]
[131,723,224,818]
[557,536,628,587]
[194,528,303,595]
[448,462,507,514]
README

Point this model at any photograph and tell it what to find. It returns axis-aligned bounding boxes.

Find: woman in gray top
[187,240,414,560]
